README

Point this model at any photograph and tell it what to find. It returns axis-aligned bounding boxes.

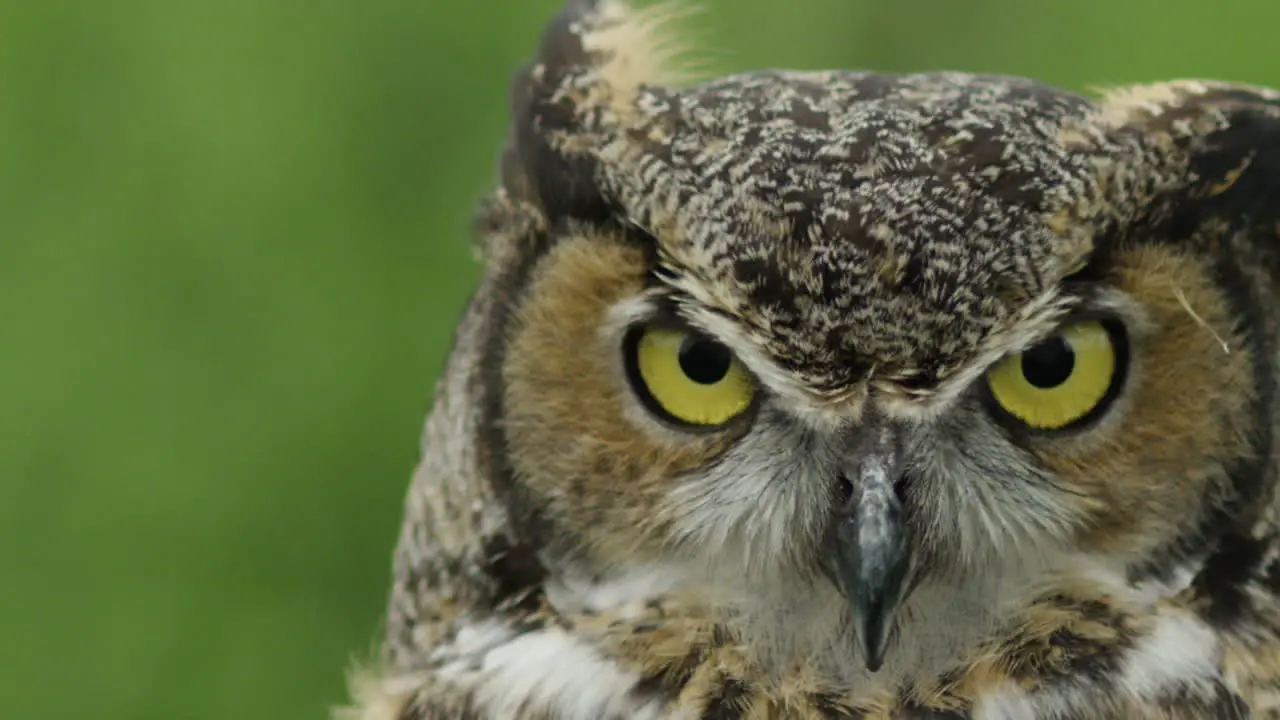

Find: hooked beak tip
[856,595,895,673]
[829,471,913,673]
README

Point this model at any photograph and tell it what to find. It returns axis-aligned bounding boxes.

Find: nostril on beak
[837,475,855,507]
[892,476,909,504]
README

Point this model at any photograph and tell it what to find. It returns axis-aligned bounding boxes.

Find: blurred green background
[2,0,1278,718]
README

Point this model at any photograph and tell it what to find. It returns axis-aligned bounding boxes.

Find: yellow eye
[627,325,756,427]
[985,320,1125,431]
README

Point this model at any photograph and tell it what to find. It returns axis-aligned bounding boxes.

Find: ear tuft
[1184,99,1280,225]
[576,0,704,119]
[498,0,702,223]
[1087,81,1280,234]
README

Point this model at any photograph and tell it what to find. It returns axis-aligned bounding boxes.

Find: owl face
[486,0,1277,673]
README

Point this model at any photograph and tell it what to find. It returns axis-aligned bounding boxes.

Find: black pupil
[678,337,732,385]
[1020,336,1075,389]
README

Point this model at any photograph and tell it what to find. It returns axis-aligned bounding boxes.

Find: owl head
[437,0,1280,674]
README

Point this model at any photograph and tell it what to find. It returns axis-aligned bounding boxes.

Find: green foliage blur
[2,0,1277,718]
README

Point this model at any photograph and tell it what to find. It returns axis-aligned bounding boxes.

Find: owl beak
[829,432,912,674]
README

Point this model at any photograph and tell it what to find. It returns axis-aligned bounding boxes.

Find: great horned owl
[340,1,1280,718]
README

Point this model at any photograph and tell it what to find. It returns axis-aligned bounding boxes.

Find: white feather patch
[436,620,668,720]
[545,561,685,619]
[976,609,1222,719]
[974,683,1044,720]
[1117,610,1220,701]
